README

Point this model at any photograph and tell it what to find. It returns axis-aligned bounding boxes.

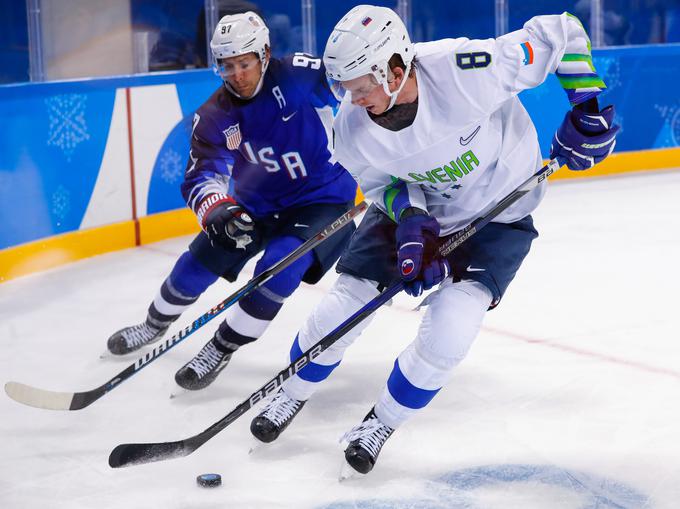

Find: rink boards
[1,44,679,281]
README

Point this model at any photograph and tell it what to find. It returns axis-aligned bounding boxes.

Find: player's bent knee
[311,274,380,335]
[414,279,492,371]
[298,273,381,351]
[413,340,466,373]
[169,250,220,297]
[257,236,313,298]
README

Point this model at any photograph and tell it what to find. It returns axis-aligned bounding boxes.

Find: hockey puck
[196,473,222,488]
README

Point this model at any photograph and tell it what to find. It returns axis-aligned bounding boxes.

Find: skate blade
[100,350,136,360]
[338,460,362,482]
[248,436,266,455]
[169,388,189,400]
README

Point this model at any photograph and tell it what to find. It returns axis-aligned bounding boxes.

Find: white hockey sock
[283,273,381,402]
[375,279,492,429]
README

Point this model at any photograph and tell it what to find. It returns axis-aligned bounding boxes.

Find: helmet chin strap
[223,57,270,100]
[382,62,412,112]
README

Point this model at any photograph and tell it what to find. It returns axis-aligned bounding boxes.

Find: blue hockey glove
[196,194,258,250]
[550,104,619,171]
[395,208,450,297]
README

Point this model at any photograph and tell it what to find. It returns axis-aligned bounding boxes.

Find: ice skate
[250,388,306,443]
[168,387,190,400]
[174,339,233,390]
[341,408,394,475]
[247,435,267,455]
[339,459,362,482]
[106,322,168,355]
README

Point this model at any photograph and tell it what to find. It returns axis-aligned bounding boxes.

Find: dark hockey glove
[395,208,450,297]
[196,193,257,250]
[550,101,619,171]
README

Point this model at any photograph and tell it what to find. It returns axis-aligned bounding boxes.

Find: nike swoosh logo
[466,265,485,272]
[294,223,309,228]
[282,112,297,122]
[460,125,481,146]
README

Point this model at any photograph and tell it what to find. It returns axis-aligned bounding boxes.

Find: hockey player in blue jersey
[106,12,357,391]
[248,5,619,475]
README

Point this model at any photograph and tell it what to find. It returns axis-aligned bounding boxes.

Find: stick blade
[4,381,75,411]
[108,440,189,468]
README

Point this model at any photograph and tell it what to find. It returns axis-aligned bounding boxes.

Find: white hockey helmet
[323,5,414,111]
[210,11,270,98]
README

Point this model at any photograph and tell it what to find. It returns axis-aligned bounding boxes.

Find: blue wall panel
[0,86,115,249]
[147,115,192,215]
[521,44,680,158]
[147,76,220,214]
[1,45,679,251]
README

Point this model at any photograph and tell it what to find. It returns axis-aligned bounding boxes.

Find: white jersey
[333,13,603,235]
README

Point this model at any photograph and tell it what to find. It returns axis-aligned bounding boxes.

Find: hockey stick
[108,159,561,468]
[4,201,367,411]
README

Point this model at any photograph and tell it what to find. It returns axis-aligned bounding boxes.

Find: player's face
[341,75,390,114]
[217,53,263,98]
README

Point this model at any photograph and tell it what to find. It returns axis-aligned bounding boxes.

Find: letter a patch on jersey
[224,123,242,150]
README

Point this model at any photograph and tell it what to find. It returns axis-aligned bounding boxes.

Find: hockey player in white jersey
[250,5,619,474]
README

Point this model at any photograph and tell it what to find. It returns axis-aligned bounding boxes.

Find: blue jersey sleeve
[181,98,237,216]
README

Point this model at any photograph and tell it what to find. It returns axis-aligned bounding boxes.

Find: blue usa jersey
[182,54,357,219]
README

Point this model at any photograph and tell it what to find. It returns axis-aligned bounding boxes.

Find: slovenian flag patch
[520,41,534,65]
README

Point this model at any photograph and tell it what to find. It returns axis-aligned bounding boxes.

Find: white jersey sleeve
[421,12,604,118]
[498,12,604,105]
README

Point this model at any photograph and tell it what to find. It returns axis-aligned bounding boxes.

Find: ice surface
[2,170,679,508]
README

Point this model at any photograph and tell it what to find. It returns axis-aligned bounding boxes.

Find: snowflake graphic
[613,110,624,138]
[594,57,622,101]
[159,149,184,184]
[654,103,680,146]
[673,108,680,146]
[45,94,90,161]
[51,185,71,222]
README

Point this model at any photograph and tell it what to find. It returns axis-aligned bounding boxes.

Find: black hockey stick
[4,201,367,411]
[108,159,560,468]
